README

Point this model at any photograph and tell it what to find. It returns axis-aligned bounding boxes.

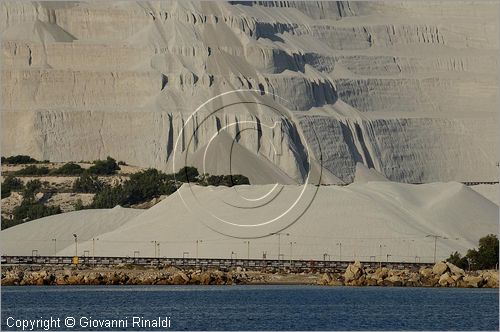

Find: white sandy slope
[0,207,142,256]
[2,181,497,263]
[353,162,388,183]
[470,184,499,205]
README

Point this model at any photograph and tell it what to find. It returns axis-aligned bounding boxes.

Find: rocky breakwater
[1,266,254,286]
[318,261,499,288]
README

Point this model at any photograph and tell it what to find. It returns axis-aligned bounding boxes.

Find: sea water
[2,285,498,330]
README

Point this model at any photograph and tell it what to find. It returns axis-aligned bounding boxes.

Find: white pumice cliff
[1,1,498,184]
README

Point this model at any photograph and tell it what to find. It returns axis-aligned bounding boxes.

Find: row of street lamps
[51,233,459,263]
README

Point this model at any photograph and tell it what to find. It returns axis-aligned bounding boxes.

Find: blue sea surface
[1,285,498,330]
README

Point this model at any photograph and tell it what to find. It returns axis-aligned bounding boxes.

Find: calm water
[2,285,498,330]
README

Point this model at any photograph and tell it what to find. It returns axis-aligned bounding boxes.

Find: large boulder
[55,275,68,285]
[211,270,227,285]
[432,261,449,276]
[463,275,484,288]
[365,276,378,286]
[384,275,403,287]
[67,274,83,285]
[344,261,364,283]
[438,272,455,287]
[318,273,332,285]
[419,267,434,278]
[1,277,18,286]
[404,273,421,287]
[481,271,499,288]
[172,272,189,285]
[446,262,465,276]
[189,271,202,284]
[374,267,389,280]
[351,275,366,286]
[421,276,439,287]
[329,279,343,286]
[199,272,212,285]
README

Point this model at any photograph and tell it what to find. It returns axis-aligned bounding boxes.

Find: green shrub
[87,157,120,175]
[50,162,83,175]
[204,174,250,187]
[161,182,179,196]
[91,185,127,209]
[74,199,85,211]
[448,234,499,270]
[174,166,199,183]
[1,218,26,230]
[226,174,250,186]
[123,169,169,205]
[1,155,39,164]
[88,168,183,207]
[1,176,24,199]
[15,165,50,176]
[73,173,105,193]
[22,180,43,202]
[466,234,499,270]
[87,167,249,208]
[446,251,468,270]
[13,201,61,222]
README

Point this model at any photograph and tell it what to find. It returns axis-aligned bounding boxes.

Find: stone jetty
[1,261,498,288]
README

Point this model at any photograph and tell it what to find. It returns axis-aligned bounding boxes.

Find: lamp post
[196,240,203,266]
[157,242,160,258]
[353,239,362,260]
[336,242,342,261]
[243,241,250,259]
[426,235,451,263]
[270,232,289,260]
[51,238,57,256]
[379,244,386,268]
[72,234,78,257]
[403,239,415,262]
[92,238,99,258]
[289,241,296,266]
[151,240,158,258]
[92,238,99,267]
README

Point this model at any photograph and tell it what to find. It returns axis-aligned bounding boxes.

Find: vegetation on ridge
[447,234,499,270]
[1,155,40,164]
[2,156,250,229]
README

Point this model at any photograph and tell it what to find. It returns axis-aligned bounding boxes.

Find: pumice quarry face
[0,1,498,261]
[1,0,498,184]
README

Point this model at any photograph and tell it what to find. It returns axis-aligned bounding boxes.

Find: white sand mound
[308,159,345,185]
[0,207,142,256]
[469,184,499,205]
[3,182,496,263]
[189,131,297,185]
[354,162,389,183]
